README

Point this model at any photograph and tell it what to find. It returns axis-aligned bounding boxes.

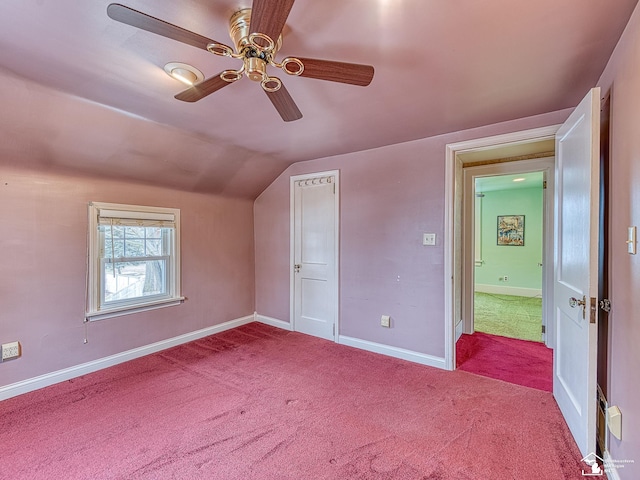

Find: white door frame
[290,169,340,341]
[444,125,561,370]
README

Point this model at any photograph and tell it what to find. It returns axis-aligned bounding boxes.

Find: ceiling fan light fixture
[164,62,204,86]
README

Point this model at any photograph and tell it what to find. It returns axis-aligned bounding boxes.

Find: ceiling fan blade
[295,58,374,86]
[107,3,229,51]
[265,84,302,122]
[174,74,234,102]
[250,0,295,45]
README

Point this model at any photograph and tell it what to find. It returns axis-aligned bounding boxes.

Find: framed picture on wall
[497,215,525,246]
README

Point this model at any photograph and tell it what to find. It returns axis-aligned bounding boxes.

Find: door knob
[569,296,586,308]
[569,295,586,319]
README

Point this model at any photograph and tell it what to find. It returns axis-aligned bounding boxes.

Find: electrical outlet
[423,233,436,246]
[381,315,391,328]
[504,275,508,282]
[1,341,21,361]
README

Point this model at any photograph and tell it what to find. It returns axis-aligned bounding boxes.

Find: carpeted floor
[1,323,585,479]
[456,331,552,392]
[474,292,543,342]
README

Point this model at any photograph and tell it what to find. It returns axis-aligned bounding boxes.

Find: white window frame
[86,202,183,321]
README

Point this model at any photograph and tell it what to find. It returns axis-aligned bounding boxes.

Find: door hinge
[333,324,335,337]
[543,180,547,189]
[599,298,611,313]
[541,324,546,334]
[590,297,597,324]
[333,183,336,194]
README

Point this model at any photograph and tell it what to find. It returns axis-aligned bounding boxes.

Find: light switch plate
[423,233,436,246]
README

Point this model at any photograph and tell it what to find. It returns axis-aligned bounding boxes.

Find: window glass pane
[146,239,163,256]
[101,226,171,258]
[104,239,124,259]
[146,227,162,239]
[124,239,144,257]
[103,226,124,239]
[126,226,145,238]
[104,260,167,303]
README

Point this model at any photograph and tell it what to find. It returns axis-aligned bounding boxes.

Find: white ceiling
[0,0,637,198]
[476,171,544,193]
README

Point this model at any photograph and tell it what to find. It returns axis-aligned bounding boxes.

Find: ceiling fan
[107,1,375,122]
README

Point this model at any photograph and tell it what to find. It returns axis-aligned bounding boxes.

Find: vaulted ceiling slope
[0,0,637,198]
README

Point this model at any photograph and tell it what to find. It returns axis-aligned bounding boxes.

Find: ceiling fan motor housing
[230,9,282,54]
[229,9,282,83]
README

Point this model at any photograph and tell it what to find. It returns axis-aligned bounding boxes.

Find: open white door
[291,172,338,341]
[553,87,600,457]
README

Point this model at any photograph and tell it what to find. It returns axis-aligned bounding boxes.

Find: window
[86,202,182,321]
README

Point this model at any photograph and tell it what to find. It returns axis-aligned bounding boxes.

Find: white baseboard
[475,284,542,297]
[338,335,446,370]
[255,313,293,331]
[0,314,255,401]
[254,313,445,370]
[603,450,622,480]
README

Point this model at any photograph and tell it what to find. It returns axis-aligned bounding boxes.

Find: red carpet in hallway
[1,323,582,479]
[456,331,553,392]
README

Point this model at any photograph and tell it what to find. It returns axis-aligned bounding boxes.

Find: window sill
[85,297,185,322]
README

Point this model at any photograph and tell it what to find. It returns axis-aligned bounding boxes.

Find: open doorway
[456,158,554,390]
[443,126,558,390]
[460,156,555,344]
[473,171,544,343]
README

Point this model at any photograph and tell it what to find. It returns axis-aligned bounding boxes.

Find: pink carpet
[456,332,553,392]
[2,323,584,479]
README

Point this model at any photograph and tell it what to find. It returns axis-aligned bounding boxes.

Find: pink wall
[597,2,640,475]
[255,109,571,357]
[0,166,255,387]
